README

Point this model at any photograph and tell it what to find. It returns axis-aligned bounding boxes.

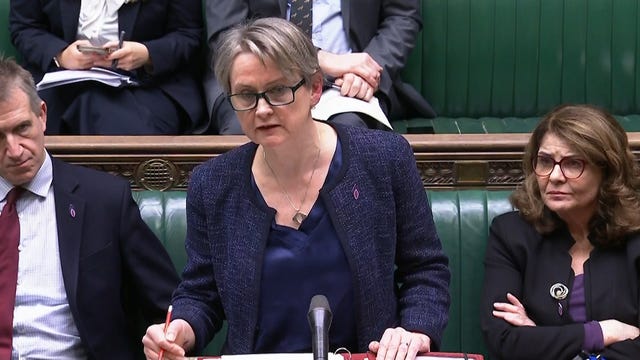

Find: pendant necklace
[263,144,321,225]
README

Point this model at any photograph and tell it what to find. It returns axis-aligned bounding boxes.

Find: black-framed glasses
[227,79,306,111]
[533,155,587,179]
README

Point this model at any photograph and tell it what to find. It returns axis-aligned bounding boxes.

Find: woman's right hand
[56,40,106,70]
[599,319,640,346]
[142,319,195,360]
[492,293,536,327]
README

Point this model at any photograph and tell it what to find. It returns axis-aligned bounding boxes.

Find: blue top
[253,140,357,353]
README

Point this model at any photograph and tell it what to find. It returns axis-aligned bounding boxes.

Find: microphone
[307,294,333,360]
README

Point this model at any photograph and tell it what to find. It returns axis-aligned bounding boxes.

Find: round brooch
[549,283,569,300]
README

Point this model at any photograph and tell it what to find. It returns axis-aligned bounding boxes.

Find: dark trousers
[40,82,185,135]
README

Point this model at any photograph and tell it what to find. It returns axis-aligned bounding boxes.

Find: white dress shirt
[77,0,123,45]
[0,154,87,360]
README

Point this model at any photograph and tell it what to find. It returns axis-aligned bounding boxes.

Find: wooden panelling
[46,133,640,190]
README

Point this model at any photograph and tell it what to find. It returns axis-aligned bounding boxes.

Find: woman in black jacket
[481,104,640,360]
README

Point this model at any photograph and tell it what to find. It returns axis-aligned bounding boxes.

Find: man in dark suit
[9,0,206,135]
[0,57,179,359]
[203,0,436,134]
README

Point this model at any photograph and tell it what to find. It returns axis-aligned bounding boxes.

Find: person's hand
[93,40,150,71]
[56,40,107,70]
[142,319,195,360]
[368,327,431,360]
[599,319,640,346]
[492,292,536,327]
[334,73,376,101]
[317,51,382,89]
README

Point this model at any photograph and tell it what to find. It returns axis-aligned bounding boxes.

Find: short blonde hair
[214,17,320,94]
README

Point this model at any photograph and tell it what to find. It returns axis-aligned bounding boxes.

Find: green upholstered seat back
[132,190,226,355]
[132,191,188,274]
[411,0,640,118]
[133,189,514,358]
[0,0,18,60]
[429,189,513,356]
[6,0,640,133]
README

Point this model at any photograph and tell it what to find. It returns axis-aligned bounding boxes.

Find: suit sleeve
[141,0,203,76]
[362,0,422,98]
[205,0,251,51]
[170,165,225,353]
[9,0,69,72]
[599,236,640,359]
[201,0,252,113]
[118,183,180,325]
[392,135,450,349]
[480,216,587,360]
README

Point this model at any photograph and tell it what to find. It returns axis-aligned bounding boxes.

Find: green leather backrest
[407,0,640,118]
[132,190,226,355]
[6,0,640,133]
[133,191,188,274]
[133,189,514,358]
[0,0,18,59]
[429,189,513,357]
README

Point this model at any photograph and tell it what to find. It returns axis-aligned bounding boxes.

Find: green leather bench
[3,0,640,134]
[0,0,18,60]
[132,189,514,358]
[395,0,640,134]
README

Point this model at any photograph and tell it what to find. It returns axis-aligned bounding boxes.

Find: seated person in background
[203,0,436,134]
[0,57,180,359]
[481,104,640,359]
[142,18,450,360]
[9,0,206,135]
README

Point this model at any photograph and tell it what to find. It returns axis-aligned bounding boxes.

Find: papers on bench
[312,88,392,130]
[36,67,139,91]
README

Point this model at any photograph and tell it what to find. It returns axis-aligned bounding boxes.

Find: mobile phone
[76,45,112,55]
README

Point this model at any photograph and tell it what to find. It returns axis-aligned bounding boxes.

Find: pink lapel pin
[352,184,359,200]
[69,204,76,218]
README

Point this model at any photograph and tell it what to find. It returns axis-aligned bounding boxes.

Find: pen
[112,30,125,68]
[158,304,173,360]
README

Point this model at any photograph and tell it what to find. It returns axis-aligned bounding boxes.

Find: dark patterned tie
[290,0,313,37]
[0,187,24,359]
